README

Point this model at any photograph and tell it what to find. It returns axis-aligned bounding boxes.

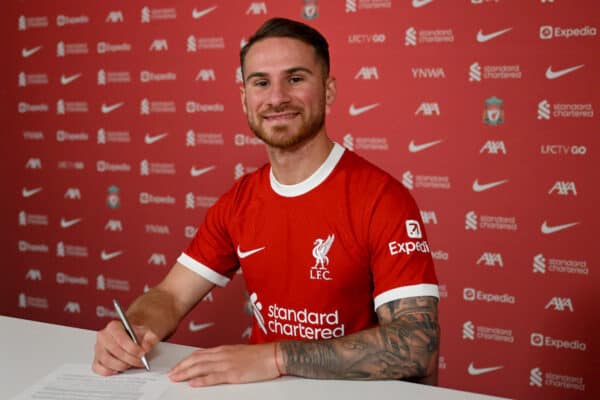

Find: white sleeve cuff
[374,284,439,310]
[177,252,230,287]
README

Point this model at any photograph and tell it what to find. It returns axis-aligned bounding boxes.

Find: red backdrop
[2,1,598,399]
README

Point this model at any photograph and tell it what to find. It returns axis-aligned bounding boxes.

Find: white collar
[269,142,345,198]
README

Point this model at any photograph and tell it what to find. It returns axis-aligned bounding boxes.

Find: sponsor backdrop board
[1,1,598,399]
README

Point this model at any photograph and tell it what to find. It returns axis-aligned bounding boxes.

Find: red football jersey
[179,143,438,343]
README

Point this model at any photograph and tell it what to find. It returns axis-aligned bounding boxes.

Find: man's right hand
[92,320,159,375]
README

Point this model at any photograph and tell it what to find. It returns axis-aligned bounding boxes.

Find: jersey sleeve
[177,188,239,287]
[367,179,439,310]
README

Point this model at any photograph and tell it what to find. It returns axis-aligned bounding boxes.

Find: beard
[247,102,326,150]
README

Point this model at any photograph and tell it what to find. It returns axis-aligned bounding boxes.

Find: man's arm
[93,262,215,375]
[280,296,439,383]
[168,296,439,386]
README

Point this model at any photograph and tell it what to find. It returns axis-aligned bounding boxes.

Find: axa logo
[148,253,167,266]
[246,2,267,15]
[105,11,124,23]
[64,187,81,199]
[104,219,123,231]
[545,297,573,312]
[412,67,446,79]
[25,269,42,280]
[149,39,168,51]
[354,66,379,80]
[25,158,42,169]
[195,69,216,81]
[420,211,438,224]
[480,140,507,155]
[64,301,81,313]
[249,292,267,333]
[548,181,577,196]
[415,102,440,116]
[311,234,335,280]
[476,252,504,267]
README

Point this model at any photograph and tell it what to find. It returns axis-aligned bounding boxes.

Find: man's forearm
[279,297,439,382]
[126,287,182,341]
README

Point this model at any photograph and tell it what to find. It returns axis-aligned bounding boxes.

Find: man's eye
[253,80,268,87]
[289,76,303,84]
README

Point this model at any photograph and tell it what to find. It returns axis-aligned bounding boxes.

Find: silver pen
[113,299,151,371]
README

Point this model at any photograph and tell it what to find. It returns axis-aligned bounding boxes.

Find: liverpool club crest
[483,96,505,126]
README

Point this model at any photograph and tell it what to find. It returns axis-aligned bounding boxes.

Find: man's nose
[267,81,291,107]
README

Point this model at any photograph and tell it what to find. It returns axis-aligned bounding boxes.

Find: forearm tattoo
[280,296,439,381]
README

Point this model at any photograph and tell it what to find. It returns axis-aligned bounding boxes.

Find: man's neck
[267,133,334,185]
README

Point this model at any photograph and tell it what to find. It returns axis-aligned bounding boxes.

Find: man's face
[241,37,335,149]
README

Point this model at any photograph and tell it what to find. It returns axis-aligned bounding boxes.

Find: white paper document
[11,363,170,400]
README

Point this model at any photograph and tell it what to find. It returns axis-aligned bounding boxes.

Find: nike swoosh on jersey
[408,139,443,153]
[144,133,168,144]
[349,103,380,116]
[100,250,123,261]
[237,246,266,259]
[472,179,509,192]
[189,321,215,332]
[540,221,579,234]
[190,165,215,177]
[22,187,43,198]
[545,64,584,80]
[468,362,503,376]
[22,46,42,58]
[60,73,82,85]
[101,102,124,114]
[60,218,82,228]
[412,0,435,8]
[192,6,217,19]
[476,27,513,43]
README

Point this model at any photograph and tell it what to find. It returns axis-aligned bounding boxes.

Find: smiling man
[93,17,439,387]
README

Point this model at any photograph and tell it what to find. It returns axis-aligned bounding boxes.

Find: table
[0,316,506,400]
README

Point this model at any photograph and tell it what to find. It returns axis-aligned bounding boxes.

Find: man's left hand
[169,343,281,387]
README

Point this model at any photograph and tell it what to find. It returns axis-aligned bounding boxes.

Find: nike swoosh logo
[192,6,217,19]
[545,64,584,80]
[101,102,124,114]
[468,362,503,376]
[189,321,215,332]
[349,103,380,116]
[408,139,443,153]
[541,220,579,234]
[22,187,43,198]
[22,46,42,58]
[144,132,168,144]
[100,250,123,261]
[190,165,215,177]
[472,179,509,192]
[412,0,434,7]
[60,73,82,85]
[476,27,512,43]
[60,218,82,228]
[237,245,265,259]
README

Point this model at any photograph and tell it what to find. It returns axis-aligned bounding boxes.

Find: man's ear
[240,85,247,115]
[325,76,336,114]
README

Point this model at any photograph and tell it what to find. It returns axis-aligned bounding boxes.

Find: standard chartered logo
[234,163,245,180]
[465,211,478,230]
[533,254,546,273]
[463,321,475,340]
[405,27,417,46]
[469,62,482,82]
[185,193,195,209]
[538,100,551,120]
[343,134,354,151]
[402,171,414,190]
[140,160,149,176]
[140,98,150,115]
[530,367,543,387]
[187,35,197,52]
[186,130,195,146]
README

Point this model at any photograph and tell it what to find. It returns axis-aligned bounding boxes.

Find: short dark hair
[240,17,330,80]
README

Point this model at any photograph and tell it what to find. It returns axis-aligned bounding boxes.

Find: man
[93,17,440,387]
